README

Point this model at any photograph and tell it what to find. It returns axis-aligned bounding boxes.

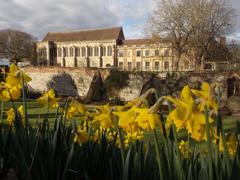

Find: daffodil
[64,103,78,119]
[6,105,24,125]
[94,104,113,129]
[5,64,31,89]
[216,134,238,156]
[113,106,139,133]
[73,126,88,145]
[166,85,215,142]
[0,83,21,101]
[37,89,59,108]
[191,82,217,111]
[178,140,190,158]
[134,107,161,131]
[6,108,15,124]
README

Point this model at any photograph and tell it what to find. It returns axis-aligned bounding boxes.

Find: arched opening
[227,77,240,97]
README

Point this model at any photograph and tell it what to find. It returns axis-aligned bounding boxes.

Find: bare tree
[188,0,234,69]
[0,29,36,64]
[147,0,234,70]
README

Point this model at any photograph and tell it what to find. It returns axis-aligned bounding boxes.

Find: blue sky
[0,0,239,40]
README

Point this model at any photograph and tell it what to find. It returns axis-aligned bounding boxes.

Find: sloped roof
[121,38,169,45]
[42,27,124,42]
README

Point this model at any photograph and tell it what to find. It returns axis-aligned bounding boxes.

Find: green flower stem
[204,105,213,180]
[153,129,164,180]
[0,100,3,122]
[117,125,125,170]
[216,85,231,177]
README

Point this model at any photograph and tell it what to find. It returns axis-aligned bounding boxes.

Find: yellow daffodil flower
[0,83,21,101]
[5,64,31,89]
[37,89,59,108]
[134,107,161,131]
[178,140,190,158]
[6,108,15,124]
[94,104,113,129]
[216,134,238,156]
[166,85,215,142]
[64,103,78,119]
[113,106,139,133]
[73,126,88,145]
[191,82,217,111]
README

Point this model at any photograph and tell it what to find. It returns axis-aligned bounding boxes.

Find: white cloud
[0,0,238,40]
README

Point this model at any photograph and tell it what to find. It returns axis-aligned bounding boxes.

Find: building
[36,26,195,72]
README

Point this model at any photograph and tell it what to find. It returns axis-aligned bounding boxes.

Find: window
[145,62,150,70]
[76,47,80,57]
[89,47,93,56]
[136,50,141,57]
[119,62,123,69]
[136,62,141,70]
[63,47,68,57]
[155,50,159,56]
[204,63,213,70]
[94,46,99,56]
[164,61,169,70]
[145,50,149,57]
[107,46,112,56]
[164,49,170,56]
[102,47,106,56]
[155,61,160,70]
[82,47,86,56]
[128,50,131,57]
[57,47,62,57]
[184,61,189,70]
[128,62,132,70]
[70,47,74,57]
[118,51,123,57]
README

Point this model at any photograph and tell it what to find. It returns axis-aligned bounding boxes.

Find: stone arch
[227,73,240,97]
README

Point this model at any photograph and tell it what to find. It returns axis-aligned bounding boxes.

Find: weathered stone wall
[23,66,240,104]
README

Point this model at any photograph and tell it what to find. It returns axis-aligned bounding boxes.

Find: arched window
[63,47,68,57]
[70,47,74,57]
[94,46,99,56]
[42,48,47,59]
[82,47,86,56]
[75,47,80,57]
[102,46,106,56]
[57,47,62,57]
[107,46,112,56]
[89,47,93,56]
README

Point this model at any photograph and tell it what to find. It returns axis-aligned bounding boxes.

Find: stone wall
[23,66,240,104]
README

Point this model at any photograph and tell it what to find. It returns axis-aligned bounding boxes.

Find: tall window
[102,46,106,56]
[136,50,141,57]
[82,47,86,56]
[118,51,123,57]
[155,61,160,70]
[155,50,160,56]
[70,47,74,57]
[119,62,123,69]
[94,46,99,56]
[107,46,112,56]
[63,47,68,57]
[145,62,150,70]
[136,62,141,70]
[164,61,169,70]
[89,47,93,56]
[128,62,132,70]
[57,47,62,57]
[76,47,80,57]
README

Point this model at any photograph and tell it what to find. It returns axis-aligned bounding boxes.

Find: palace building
[36,26,195,71]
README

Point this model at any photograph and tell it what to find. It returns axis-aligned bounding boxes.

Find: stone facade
[36,26,195,72]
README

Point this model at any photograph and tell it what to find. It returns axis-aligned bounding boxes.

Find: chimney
[220,37,226,46]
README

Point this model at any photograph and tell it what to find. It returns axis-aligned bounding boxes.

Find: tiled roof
[42,27,124,42]
[121,38,169,45]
